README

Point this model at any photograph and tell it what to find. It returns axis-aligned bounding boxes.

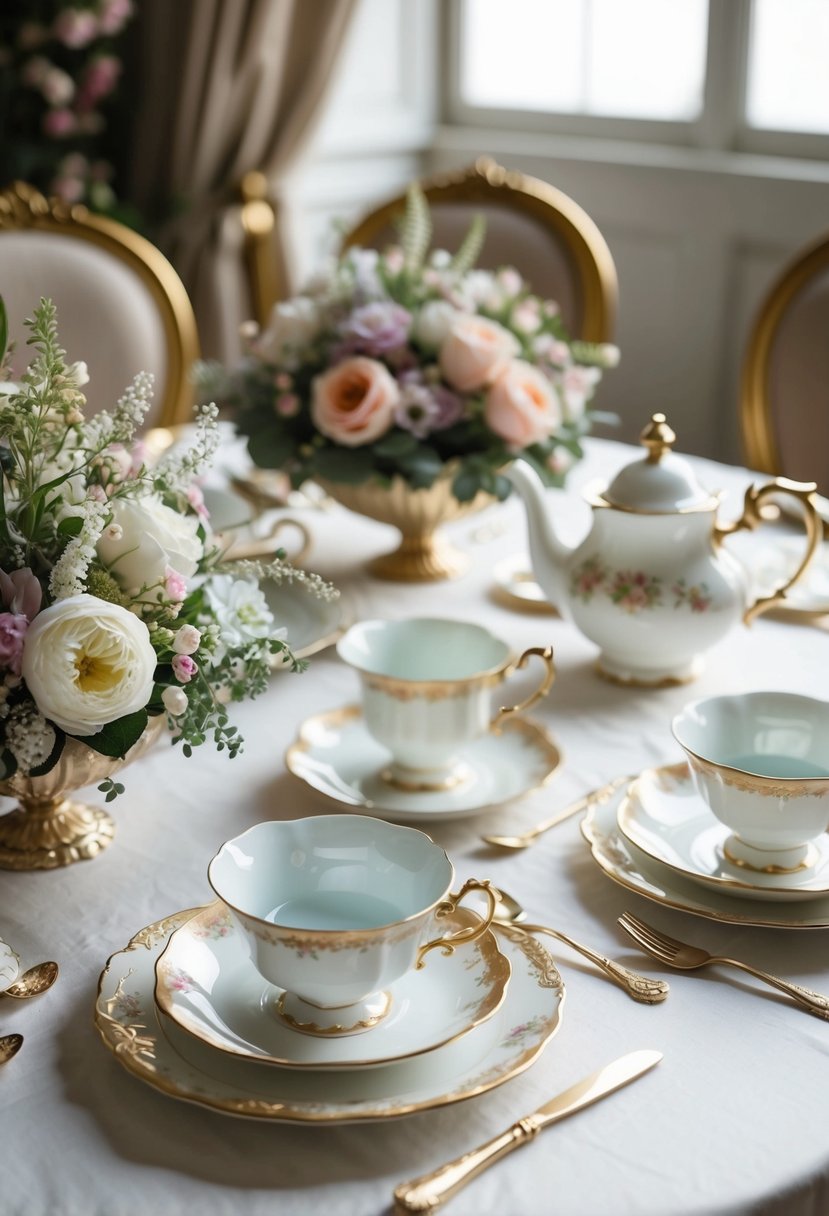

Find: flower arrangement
[0,296,332,797]
[0,0,135,213]
[203,187,618,506]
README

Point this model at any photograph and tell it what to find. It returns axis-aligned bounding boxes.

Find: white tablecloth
[2,438,829,1216]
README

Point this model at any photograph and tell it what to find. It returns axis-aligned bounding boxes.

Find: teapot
[505,414,821,686]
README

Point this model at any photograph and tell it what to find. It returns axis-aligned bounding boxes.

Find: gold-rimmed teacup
[336,617,554,792]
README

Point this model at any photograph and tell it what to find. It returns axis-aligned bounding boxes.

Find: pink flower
[42,108,77,138]
[172,654,198,684]
[439,315,519,393]
[51,175,86,205]
[77,56,121,110]
[53,8,98,48]
[276,393,300,417]
[0,614,28,675]
[98,0,133,35]
[41,66,75,106]
[484,361,561,447]
[172,624,201,655]
[164,568,188,603]
[338,302,412,357]
[185,483,209,521]
[560,365,601,421]
[0,568,42,619]
[311,356,398,447]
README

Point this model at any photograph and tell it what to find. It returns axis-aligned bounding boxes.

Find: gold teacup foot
[0,797,115,871]
[274,989,392,1037]
[381,762,472,794]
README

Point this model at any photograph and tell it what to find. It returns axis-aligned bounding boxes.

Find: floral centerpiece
[0,296,332,869]
[200,186,618,579]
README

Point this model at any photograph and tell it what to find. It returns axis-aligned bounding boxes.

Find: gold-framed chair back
[0,181,199,429]
[342,157,618,343]
[741,229,829,496]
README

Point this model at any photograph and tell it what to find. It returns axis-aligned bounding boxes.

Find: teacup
[672,691,829,872]
[207,815,498,1036]
[336,617,554,791]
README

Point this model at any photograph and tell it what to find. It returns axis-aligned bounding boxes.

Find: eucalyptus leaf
[76,709,148,759]
[247,428,295,471]
[373,431,419,458]
[452,468,484,503]
[314,447,375,484]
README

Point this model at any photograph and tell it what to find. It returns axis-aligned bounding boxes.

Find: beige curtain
[130,0,358,360]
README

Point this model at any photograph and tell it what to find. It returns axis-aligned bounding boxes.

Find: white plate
[264,580,348,661]
[617,763,829,902]
[154,902,511,1069]
[492,554,557,614]
[582,783,829,929]
[96,909,564,1124]
[285,706,563,822]
[0,936,19,993]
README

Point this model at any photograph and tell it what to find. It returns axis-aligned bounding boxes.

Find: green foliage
[399,183,432,273]
[77,710,149,759]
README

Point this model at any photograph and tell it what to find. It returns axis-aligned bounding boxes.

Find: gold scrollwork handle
[714,478,821,624]
[415,879,499,970]
[490,645,555,733]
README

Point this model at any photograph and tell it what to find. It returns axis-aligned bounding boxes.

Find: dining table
[2,434,829,1216]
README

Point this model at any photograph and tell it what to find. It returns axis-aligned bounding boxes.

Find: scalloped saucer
[617,763,829,902]
[96,909,565,1124]
[285,706,562,822]
[154,902,511,1069]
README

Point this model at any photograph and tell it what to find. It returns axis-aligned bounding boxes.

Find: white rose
[97,494,203,598]
[203,575,276,659]
[21,594,157,736]
[413,300,461,352]
[259,297,321,363]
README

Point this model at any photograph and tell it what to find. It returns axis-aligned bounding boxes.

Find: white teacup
[336,617,554,791]
[672,691,829,872]
[207,815,498,1036]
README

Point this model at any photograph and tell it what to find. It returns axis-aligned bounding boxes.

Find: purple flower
[0,568,42,620]
[394,381,464,439]
[0,614,29,675]
[339,302,412,357]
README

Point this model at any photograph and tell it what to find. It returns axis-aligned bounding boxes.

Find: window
[745,0,829,134]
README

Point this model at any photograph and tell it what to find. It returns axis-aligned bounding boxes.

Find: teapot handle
[714,477,821,624]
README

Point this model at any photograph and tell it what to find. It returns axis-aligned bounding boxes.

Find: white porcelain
[672,692,829,872]
[752,536,829,616]
[0,935,20,993]
[336,618,553,790]
[505,412,821,685]
[207,815,497,1035]
[285,706,562,822]
[617,763,829,901]
[154,902,510,1068]
[492,554,556,613]
[582,781,829,929]
[96,908,565,1123]
[262,579,347,662]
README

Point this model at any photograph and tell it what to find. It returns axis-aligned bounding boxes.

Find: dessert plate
[616,763,829,902]
[154,903,511,1069]
[0,936,20,993]
[285,706,562,821]
[96,909,565,1124]
[581,781,829,929]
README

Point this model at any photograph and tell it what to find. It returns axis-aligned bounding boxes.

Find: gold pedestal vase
[318,465,495,582]
[0,717,166,871]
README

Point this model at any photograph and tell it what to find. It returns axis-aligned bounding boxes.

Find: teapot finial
[640,413,676,463]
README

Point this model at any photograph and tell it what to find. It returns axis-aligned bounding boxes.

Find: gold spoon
[0,1033,23,1065]
[493,890,669,1004]
[2,961,58,1000]
[481,773,634,850]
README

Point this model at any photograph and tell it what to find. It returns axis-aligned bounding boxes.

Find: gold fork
[618,911,829,1020]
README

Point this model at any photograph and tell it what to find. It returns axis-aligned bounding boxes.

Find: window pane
[746,0,829,133]
[459,0,708,121]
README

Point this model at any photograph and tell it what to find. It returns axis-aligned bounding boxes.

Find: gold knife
[393,1049,662,1213]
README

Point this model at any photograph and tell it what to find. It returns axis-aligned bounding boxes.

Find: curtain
[130,0,358,360]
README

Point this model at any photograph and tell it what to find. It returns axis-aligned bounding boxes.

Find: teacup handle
[714,478,821,624]
[490,646,555,733]
[416,879,499,969]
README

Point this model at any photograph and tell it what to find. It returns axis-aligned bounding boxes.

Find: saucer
[154,903,511,1069]
[616,763,829,902]
[0,935,19,993]
[285,707,562,821]
[492,554,557,614]
[96,909,564,1124]
[753,536,829,617]
[263,580,348,661]
[581,781,829,928]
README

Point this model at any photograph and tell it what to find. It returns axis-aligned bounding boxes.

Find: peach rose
[484,361,562,447]
[439,315,519,393]
[311,357,399,447]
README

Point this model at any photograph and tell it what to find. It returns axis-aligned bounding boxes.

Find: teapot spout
[504,459,574,612]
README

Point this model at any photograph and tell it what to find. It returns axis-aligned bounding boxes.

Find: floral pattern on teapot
[570,558,712,615]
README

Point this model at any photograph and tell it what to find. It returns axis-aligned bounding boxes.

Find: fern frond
[399,184,432,272]
[449,213,486,277]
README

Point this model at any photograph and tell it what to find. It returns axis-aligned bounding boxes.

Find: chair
[0,181,199,429]
[342,157,618,343]
[740,228,829,496]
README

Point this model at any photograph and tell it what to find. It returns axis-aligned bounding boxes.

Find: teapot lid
[601,414,717,512]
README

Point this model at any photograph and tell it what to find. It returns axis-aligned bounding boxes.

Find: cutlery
[481,773,633,850]
[392,1049,662,1213]
[494,891,669,1004]
[618,911,829,1019]
[0,1033,23,1066]
[1,961,58,1000]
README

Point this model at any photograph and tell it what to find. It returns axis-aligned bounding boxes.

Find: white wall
[297,0,829,465]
